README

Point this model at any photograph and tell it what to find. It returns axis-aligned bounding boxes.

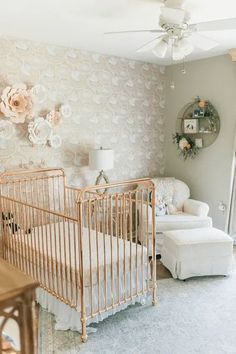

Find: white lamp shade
[89,148,114,171]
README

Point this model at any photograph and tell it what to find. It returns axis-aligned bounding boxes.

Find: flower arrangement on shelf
[173,133,199,160]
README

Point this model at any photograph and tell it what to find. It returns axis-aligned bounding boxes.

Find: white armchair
[140,177,212,252]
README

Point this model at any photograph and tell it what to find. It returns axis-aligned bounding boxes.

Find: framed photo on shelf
[195,138,203,148]
[193,108,204,117]
[183,119,199,134]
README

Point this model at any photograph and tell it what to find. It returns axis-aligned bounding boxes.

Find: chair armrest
[183,199,209,217]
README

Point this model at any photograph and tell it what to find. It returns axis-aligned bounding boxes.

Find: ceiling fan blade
[105,29,164,35]
[136,35,166,53]
[189,33,219,51]
[190,18,236,32]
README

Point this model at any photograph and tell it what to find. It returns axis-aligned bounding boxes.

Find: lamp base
[95,170,109,192]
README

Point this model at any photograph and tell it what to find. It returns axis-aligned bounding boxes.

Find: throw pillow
[155,199,167,216]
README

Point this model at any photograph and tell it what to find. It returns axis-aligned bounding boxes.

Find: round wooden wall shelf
[176,98,220,148]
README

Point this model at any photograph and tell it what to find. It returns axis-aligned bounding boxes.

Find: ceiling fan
[105,0,236,61]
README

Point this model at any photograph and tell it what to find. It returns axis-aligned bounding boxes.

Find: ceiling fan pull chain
[181,57,186,74]
[170,40,175,90]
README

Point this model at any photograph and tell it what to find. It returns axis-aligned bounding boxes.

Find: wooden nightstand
[0,259,39,354]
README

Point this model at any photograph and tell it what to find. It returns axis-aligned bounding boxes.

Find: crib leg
[81,317,88,343]
[152,257,157,306]
[152,284,157,306]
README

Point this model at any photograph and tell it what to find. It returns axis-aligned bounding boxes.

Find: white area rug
[39,273,236,354]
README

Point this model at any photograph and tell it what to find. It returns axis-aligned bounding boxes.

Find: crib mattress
[7,221,148,290]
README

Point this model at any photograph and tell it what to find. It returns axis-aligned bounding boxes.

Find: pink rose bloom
[179,138,189,150]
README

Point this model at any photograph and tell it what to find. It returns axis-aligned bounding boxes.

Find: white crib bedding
[10,221,148,288]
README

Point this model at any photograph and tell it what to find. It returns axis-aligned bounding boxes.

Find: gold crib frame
[0,168,156,342]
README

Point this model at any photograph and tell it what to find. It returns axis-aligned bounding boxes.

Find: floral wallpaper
[0,37,166,186]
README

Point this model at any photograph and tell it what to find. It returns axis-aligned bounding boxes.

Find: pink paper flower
[46,110,61,127]
[0,83,34,124]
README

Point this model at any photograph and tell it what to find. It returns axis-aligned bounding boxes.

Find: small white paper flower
[28,117,53,145]
[60,104,72,118]
[31,84,47,104]
[48,134,62,148]
[0,120,15,140]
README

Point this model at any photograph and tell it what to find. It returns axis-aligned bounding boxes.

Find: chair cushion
[157,213,212,232]
[164,227,233,247]
[163,227,233,261]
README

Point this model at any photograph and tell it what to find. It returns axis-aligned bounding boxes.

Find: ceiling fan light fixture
[161,7,185,25]
[152,40,168,58]
[172,38,193,60]
[172,48,184,61]
[165,0,185,9]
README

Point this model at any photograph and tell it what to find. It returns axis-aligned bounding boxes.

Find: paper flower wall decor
[48,134,62,148]
[0,120,15,140]
[46,110,61,127]
[0,83,34,123]
[31,84,47,104]
[60,104,72,118]
[28,117,53,145]
[0,82,64,149]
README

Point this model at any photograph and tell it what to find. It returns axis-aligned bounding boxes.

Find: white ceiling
[1,0,236,65]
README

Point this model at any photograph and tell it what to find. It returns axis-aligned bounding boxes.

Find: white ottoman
[161,227,234,279]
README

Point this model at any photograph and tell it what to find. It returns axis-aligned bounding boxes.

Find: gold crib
[0,168,156,342]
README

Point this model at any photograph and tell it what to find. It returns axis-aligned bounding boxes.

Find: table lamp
[89,147,114,185]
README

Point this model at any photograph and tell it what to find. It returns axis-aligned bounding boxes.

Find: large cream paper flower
[0,83,34,124]
[28,117,53,145]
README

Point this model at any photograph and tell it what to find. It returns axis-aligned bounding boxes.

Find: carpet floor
[38,269,236,354]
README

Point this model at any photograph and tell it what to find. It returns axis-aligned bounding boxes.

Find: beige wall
[0,37,166,186]
[165,54,236,230]
[4,37,234,230]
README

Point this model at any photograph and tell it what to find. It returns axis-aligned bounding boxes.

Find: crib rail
[0,168,66,216]
[77,178,156,342]
[0,169,156,343]
[1,195,79,308]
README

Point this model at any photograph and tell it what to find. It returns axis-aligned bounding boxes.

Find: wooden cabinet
[0,259,39,354]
